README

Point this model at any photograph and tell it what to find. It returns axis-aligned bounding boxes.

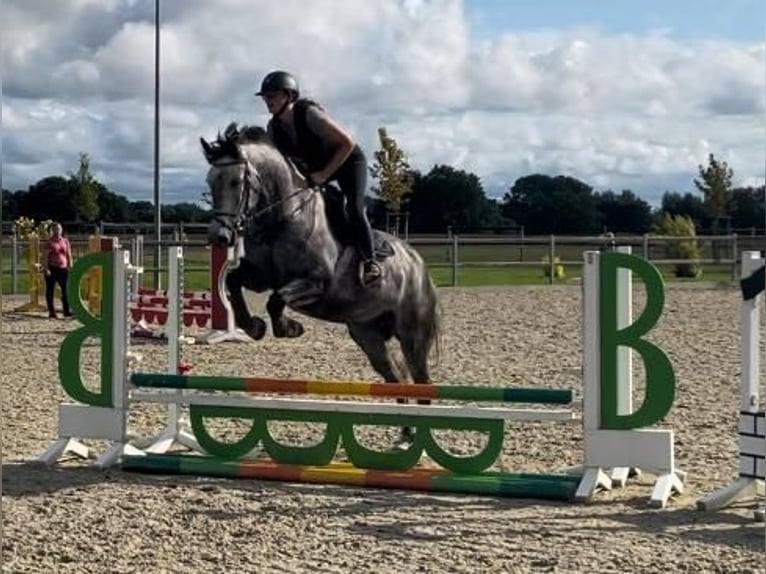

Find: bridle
[210,158,260,236]
[210,155,314,239]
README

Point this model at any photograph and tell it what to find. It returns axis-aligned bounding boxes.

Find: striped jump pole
[129,373,574,404]
[127,372,578,481]
[13,235,49,313]
[127,366,582,501]
[123,454,582,501]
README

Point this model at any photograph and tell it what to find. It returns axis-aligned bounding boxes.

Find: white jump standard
[697,250,766,519]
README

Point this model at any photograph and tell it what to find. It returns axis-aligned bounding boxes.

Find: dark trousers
[332,149,375,260]
[45,266,71,317]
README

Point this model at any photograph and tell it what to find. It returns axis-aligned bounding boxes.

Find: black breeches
[333,152,375,259]
[45,266,70,316]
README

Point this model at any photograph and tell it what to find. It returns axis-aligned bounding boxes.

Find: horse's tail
[396,240,443,375]
[421,273,443,365]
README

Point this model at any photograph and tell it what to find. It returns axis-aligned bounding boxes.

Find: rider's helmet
[256,70,300,101]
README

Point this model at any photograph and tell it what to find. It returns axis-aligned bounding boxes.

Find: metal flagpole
[760,2,766,529]
[152,0,162,289]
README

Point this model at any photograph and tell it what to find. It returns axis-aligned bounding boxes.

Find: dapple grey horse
[200,124,441,439]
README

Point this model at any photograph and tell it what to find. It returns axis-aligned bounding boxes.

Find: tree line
[369,129,763,236]
[2,153,210,230]
[3,140,762,237]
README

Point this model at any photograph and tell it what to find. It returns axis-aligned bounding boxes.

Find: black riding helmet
[256,70,300,101]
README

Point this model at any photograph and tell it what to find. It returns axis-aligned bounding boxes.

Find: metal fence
[414,232,751,286]
[2,229,761,293]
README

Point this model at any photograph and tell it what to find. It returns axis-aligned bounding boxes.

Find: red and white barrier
[193,239,253,344]
[97,235,250,344]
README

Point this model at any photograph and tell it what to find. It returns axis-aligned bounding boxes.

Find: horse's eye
[230,179,240,188]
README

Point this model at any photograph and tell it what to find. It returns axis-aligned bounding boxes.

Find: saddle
[320,183,394,261]
[284,157,394,261]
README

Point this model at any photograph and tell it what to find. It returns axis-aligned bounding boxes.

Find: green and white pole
[38,249,144,466]
[140,246,204,457]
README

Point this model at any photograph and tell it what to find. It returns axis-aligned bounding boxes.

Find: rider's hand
[308,171,327,187]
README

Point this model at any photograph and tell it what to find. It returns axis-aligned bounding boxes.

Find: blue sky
[470,0,766,41]
[3,0,766,208]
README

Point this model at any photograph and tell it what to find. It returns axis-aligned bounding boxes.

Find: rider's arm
[306,107,355,181]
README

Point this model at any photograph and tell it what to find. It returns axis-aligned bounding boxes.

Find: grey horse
[200,124,441,437]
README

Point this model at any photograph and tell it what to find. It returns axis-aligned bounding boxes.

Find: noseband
[211,159,262,235]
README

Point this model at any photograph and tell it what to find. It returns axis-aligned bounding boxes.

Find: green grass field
[2,235,743,296]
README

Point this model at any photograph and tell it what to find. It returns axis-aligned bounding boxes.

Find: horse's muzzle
[207,219,234,247]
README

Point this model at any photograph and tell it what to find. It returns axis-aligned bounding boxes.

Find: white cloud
[2,0,765,207]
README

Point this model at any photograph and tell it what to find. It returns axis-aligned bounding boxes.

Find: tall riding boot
[356,221,382,286]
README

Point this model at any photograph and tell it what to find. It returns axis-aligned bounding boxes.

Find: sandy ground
[2,284,765,574]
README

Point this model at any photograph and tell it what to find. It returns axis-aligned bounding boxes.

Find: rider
[255,70,382,286]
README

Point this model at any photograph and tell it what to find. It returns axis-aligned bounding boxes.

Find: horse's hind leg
[225,265,267,340]
[266,292,305,338]
[398,335,433,414]
[347,318,415,446]
[396,295,439,406]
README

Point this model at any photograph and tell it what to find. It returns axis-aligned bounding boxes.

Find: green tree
[163,202,211,223]
[3,189,25,221]
[694,153,733,220]
[98,189,132,222]
[408,165,501,233]
[19,176,79,222]
[660,191,707,226]
[728,186,765,230]
[128,201,156,223]
[368,127,414,212]
[595,189,653,233]
[502,174,601,234]
[69,153,101,222]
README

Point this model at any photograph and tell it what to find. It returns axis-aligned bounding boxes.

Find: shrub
[656,213,702,278]
[13,217,53,240]
[542,255,566,279]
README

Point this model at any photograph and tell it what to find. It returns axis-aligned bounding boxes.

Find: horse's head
[200,123,264,247]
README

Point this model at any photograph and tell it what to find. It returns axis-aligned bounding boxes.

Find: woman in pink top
[44,222,73,318]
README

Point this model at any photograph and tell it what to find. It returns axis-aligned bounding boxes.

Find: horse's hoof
[393,429,414,451]
[274,319,304,338]
[246,317,267,340]
[392,440,412,452]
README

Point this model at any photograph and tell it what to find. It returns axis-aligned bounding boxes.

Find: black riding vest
[269,98,363,177]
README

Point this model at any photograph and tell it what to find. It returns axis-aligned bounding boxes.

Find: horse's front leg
[225,265,267,340]
[266,292,305,338]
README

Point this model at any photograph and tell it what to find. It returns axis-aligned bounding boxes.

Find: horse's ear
[223,122,239,141]
[200,137,214,162]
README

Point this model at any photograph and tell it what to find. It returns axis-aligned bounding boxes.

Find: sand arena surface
[2,285,765,573]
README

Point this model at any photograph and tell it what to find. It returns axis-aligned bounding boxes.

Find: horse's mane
[203,122,271,161]
[203,121,308,192]
[237,124,270,144]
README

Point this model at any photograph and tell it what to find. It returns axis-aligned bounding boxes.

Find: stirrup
[360,259,382,286]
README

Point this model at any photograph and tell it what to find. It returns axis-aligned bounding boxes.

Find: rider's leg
[334,151,382,285]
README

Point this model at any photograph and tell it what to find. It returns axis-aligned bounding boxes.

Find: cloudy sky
[3,0,766,207]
